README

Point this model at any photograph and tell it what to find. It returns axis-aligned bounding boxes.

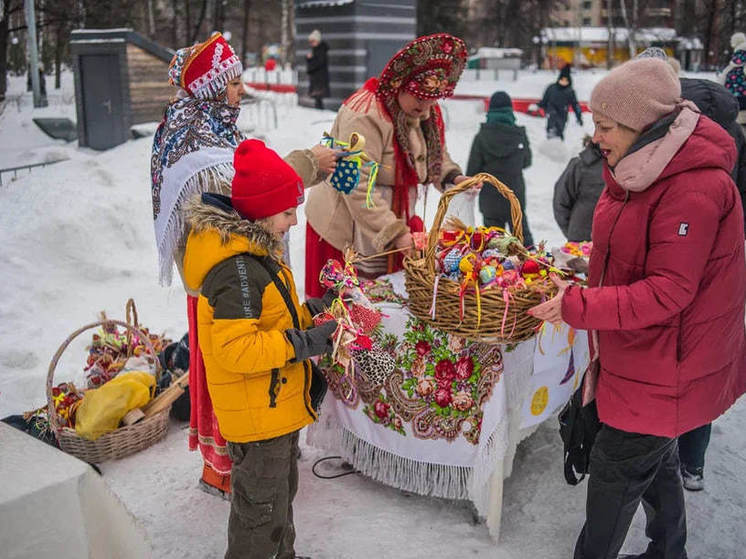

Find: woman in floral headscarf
[304,33,474,297]
[151,32,336,496]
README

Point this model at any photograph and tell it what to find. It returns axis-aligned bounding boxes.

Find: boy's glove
[306,289,338,316]
[286,320,338,363]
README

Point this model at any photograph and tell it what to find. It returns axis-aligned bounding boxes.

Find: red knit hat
[168,33,242,99]
[231,139,304,221]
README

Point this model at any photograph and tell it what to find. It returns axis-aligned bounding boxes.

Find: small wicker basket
[404,173,556,343]
[46,300,170,463]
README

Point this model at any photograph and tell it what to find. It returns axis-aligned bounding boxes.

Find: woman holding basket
[530,57,746,558]
[304,33,477,297]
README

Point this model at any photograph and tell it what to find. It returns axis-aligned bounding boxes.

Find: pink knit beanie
[590,58,681,132]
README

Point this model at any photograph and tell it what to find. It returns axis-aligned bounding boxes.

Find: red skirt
[305,223,343,298]
[187,295,232,491]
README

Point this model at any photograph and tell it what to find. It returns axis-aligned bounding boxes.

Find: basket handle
[424,173,524,272]
[46,319,162,432]
[125,298,139,358]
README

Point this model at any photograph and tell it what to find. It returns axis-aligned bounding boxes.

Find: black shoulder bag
[558,373,601,485]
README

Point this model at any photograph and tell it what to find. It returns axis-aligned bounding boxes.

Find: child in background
[467,91,534,247]
[183,139,337,559]
[553,135,605,242]
[538,65,583,140]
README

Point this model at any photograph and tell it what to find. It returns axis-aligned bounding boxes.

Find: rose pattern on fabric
[320,315,503,444]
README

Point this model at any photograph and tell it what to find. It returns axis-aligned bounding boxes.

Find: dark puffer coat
[553,144,605,241]
[681,77,746,234]
[306,41,330,99]
[466,121,533,245]
[538,81,582,139]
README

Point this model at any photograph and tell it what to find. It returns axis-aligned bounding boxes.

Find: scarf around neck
[150,96,243,285]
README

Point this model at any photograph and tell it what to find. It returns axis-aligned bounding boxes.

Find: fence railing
[0,159,68,186]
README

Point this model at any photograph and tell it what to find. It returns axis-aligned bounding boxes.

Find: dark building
[294,0,417,109]
[70,29,174,150]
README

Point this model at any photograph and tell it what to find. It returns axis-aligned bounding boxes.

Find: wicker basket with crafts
[45,300,180,463]
[404,173,563,343]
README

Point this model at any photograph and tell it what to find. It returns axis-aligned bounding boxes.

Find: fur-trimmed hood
[182,194,284,292]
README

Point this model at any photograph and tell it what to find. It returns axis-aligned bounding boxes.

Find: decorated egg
[443,248,462,273]
[481,248,501,261]
[459,253,477,275]
[479,265,497,285]
[522,260,540,275]
[502,259,514,271]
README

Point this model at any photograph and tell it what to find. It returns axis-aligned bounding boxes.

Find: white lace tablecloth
[307,272,589,540]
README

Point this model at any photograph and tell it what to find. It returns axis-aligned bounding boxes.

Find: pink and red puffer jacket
[562,106,746,437]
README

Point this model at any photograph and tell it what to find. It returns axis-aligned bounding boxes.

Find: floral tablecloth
[307,272,589,524]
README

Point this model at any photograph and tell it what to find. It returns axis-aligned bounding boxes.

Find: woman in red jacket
[530,58,746,559]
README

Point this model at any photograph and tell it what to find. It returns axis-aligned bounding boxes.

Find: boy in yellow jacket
[184,139,337,559]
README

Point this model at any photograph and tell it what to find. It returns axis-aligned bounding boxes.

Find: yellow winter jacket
[183,195,316,443]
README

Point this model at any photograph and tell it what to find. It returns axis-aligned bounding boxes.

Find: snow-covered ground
[1,70,744,558]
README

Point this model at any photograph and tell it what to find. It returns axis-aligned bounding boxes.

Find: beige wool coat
[305,101,461,276]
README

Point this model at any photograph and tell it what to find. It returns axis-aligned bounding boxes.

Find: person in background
[304,33,474,297]
[183,139,337,559]
[467,90,534,247]
[530,57,746,559]
[306,29,330,110]
[720,32,746,131]
[639,46,746,491]
[151,32,336,499]
[538,64,583,140]
[553,134,605,243]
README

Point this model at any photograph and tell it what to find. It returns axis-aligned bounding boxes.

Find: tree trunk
[619,0,635,59]
[0,11,8,100]
[172,0,179,47]
[241,0,250,67]
[280,0,288,65]
[214,0,225,34]
[190,0,207,44]
[607,0,614,69]
[703,0,719,68]
[54,24,63,89]
[185,0,191,45]
[147,0,156,37]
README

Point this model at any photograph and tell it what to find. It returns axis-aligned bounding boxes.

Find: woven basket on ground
[404,173,556,343]
[46,300,170,463]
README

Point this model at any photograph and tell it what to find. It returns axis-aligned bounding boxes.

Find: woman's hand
[310,144,339,176]
[393,231,413,251]
[527,273,571,326]
[452,174,482,195]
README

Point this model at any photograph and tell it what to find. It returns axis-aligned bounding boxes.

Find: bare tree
[241,0,250,66]
[0,0,25,99]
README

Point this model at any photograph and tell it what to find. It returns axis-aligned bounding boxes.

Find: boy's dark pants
[225,431,299,559]
[574,425,688,559]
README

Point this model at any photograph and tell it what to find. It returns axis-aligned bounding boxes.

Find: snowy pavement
[0,70,743,558]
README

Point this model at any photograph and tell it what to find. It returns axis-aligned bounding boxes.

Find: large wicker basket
[46,301,170,463]
[404,173,556,343]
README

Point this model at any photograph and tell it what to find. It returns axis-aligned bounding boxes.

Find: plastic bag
[74,371,155,441]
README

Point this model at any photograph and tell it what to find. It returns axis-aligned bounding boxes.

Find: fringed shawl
[150,97,243,285]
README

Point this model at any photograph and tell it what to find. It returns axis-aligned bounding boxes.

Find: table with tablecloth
[307,271,588,541]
